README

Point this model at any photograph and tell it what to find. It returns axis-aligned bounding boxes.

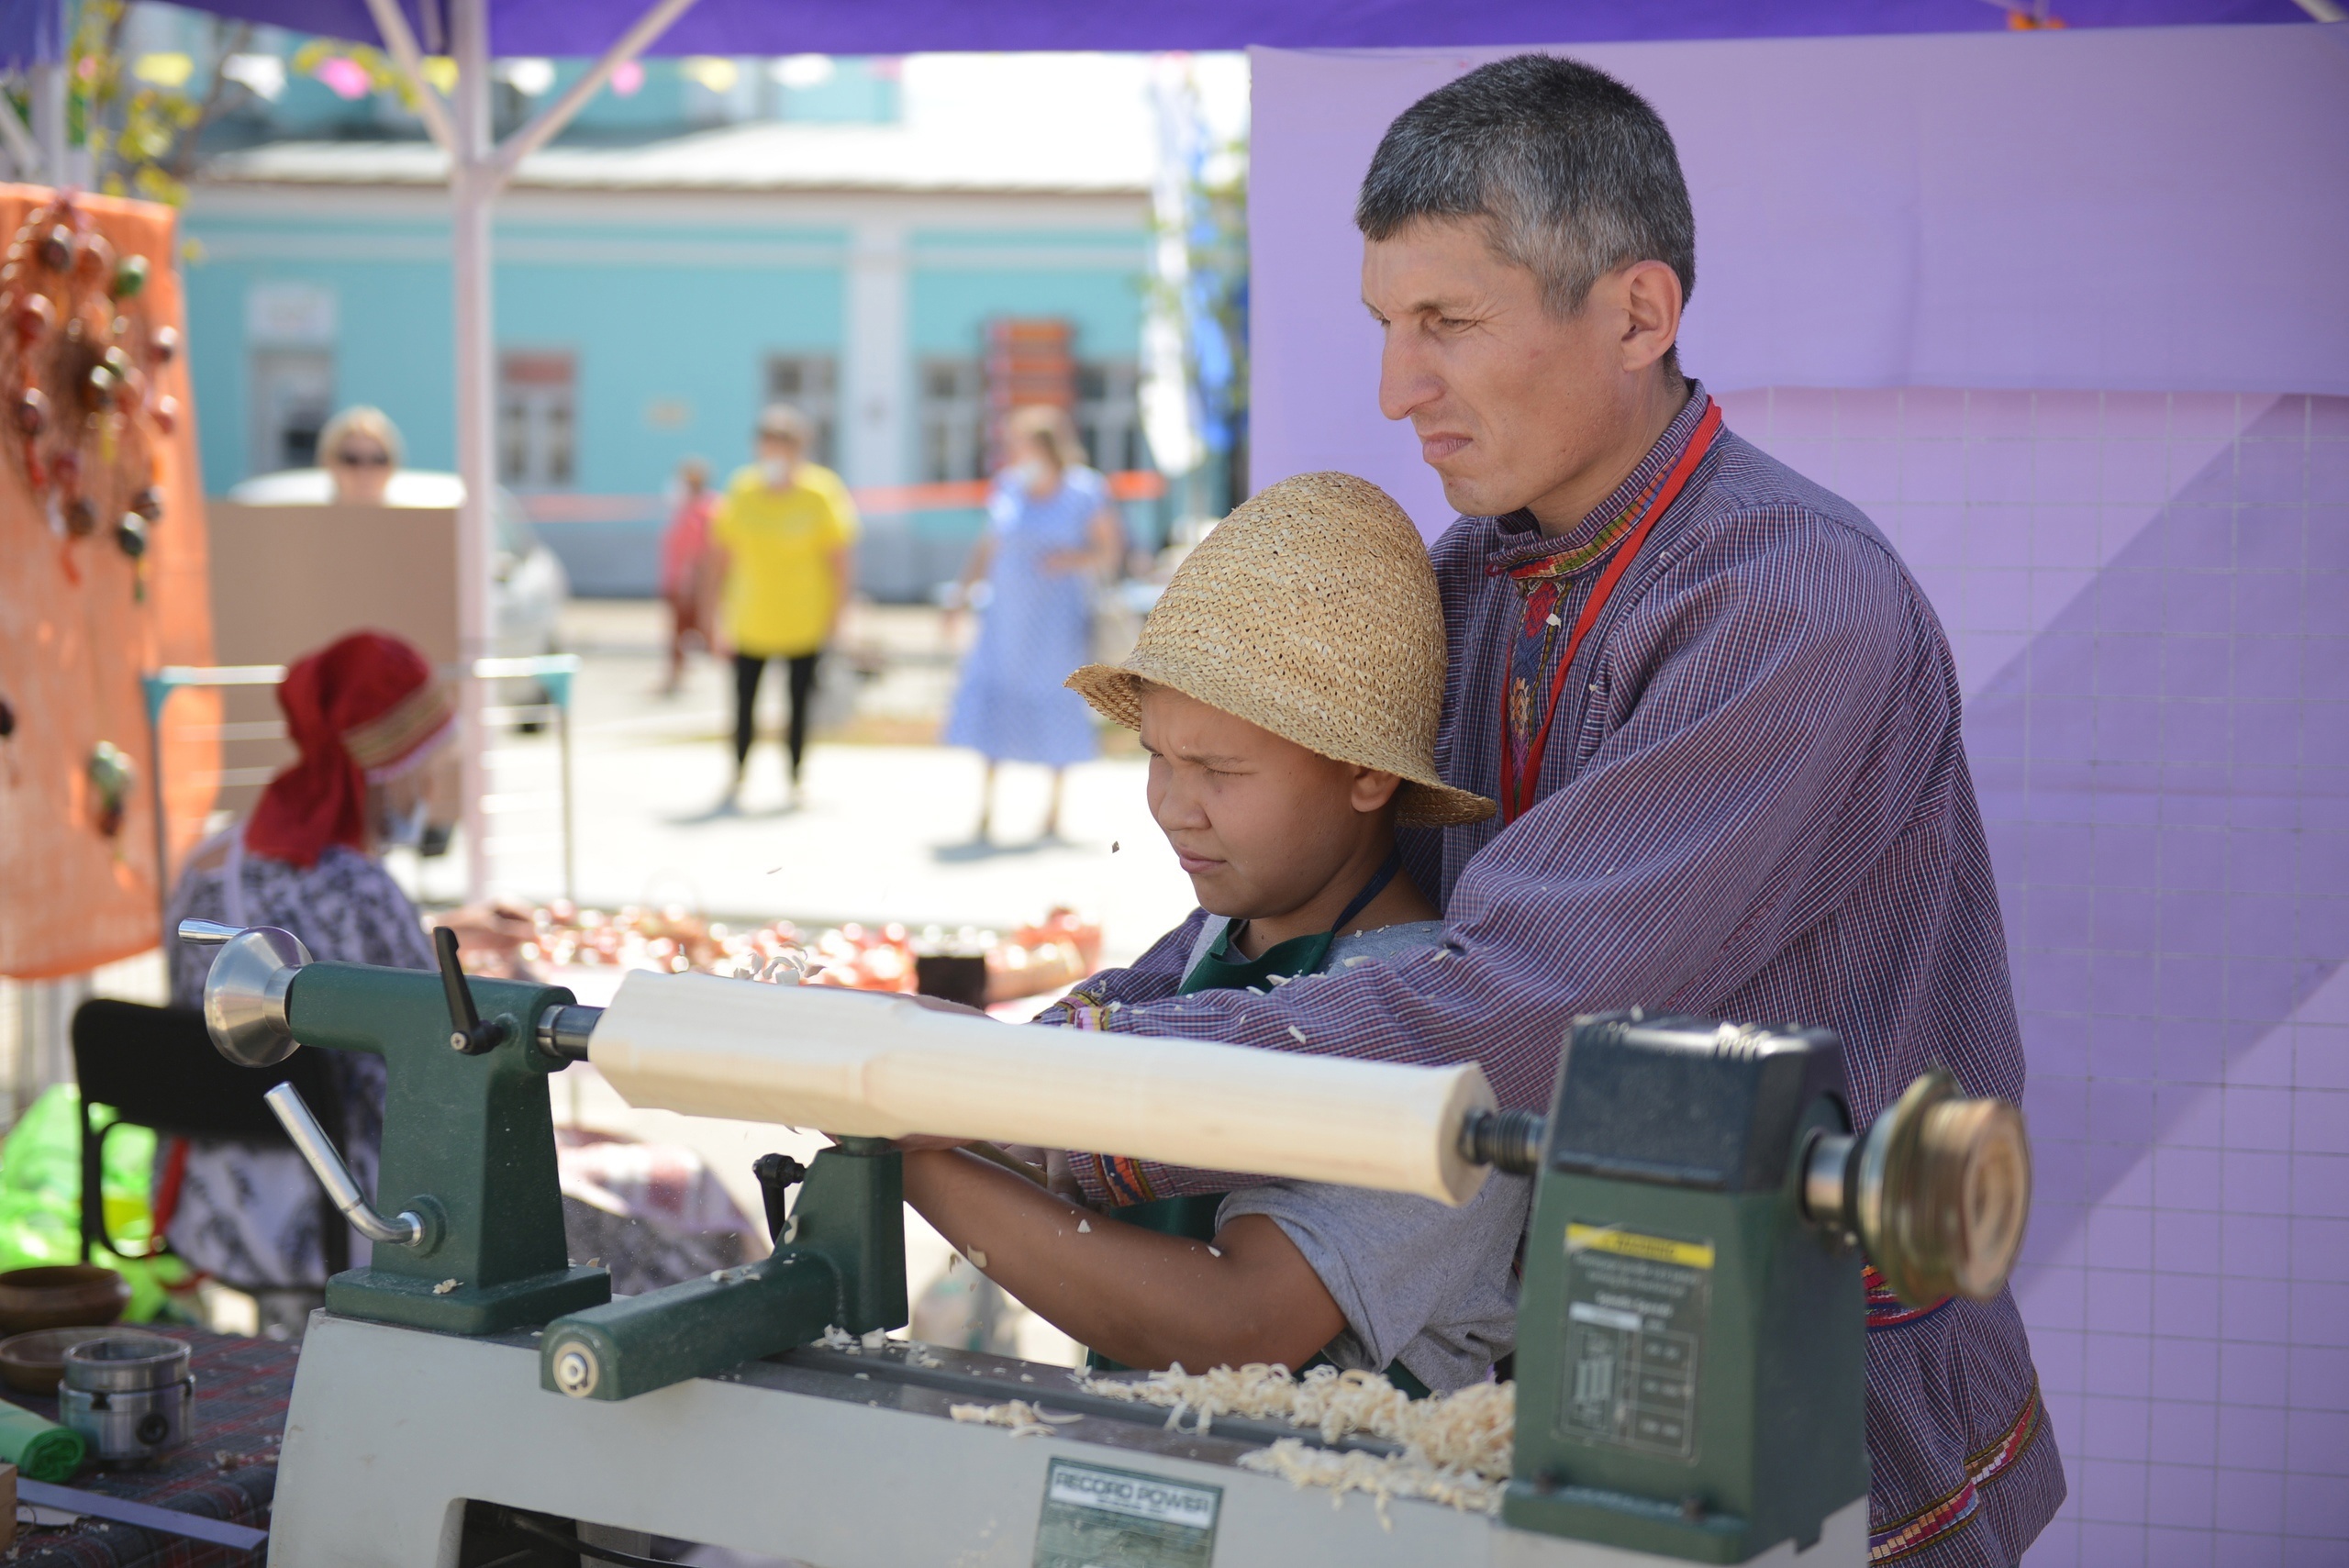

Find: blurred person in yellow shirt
[709,405,859,810]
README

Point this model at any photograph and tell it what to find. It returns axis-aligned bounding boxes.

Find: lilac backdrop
[1251,28,2349,1568]
[1249,26,2349,540]
[1720,387,2349,1565]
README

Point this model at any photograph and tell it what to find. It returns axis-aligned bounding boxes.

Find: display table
[1,1327,295,1566]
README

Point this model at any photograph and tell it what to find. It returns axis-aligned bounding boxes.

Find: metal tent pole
[28,61,62,182]
[360,0,701,906]
[451,0,496,904]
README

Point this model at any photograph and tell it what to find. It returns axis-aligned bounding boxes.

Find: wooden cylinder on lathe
[589,972,1497,1206]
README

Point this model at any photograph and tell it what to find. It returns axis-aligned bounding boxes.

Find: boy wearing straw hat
[901,473,1528,1391]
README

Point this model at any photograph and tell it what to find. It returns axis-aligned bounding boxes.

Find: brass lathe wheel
[1805,1069,2033,1307]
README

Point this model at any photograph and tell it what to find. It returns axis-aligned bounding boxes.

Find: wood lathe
[177,918,2031,1567]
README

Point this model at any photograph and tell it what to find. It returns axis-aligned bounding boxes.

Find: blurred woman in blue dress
[943,406,1126,841]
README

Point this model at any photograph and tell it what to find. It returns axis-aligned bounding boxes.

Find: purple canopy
[0,0,2313,63]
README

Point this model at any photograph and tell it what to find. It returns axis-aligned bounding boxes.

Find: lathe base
[272,1312,1865,1567]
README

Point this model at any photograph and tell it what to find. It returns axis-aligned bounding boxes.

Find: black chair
[70,998,351,1284]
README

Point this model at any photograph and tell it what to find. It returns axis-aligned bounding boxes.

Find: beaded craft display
[0,194,177,584]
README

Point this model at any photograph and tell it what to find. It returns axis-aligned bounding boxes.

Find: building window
[1075,360,1144,473]
[249,349,334,476]
[499,350,576,489]
[918,357,986,484]
[763,354,839,467]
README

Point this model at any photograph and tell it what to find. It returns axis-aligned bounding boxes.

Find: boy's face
[1138,685,1398,922]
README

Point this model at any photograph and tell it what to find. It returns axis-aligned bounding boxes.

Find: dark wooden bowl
[0,1265,130,1334]
[0,1326,119,1396]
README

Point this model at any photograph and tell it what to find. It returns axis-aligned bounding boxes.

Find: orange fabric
[0,186,216,979]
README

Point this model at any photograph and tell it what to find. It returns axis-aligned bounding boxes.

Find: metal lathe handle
[263,1084,429,1249]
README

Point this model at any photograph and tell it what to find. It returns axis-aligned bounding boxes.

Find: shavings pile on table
[1079,1362,1514,1519]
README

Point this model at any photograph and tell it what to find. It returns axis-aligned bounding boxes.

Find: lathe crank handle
[435,927,512,1055]
[262,1083,435,1249]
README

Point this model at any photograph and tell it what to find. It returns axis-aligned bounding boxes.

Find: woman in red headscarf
[160,631,459,1323]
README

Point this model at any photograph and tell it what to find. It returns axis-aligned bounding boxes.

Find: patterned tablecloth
[2,1327,294,1567]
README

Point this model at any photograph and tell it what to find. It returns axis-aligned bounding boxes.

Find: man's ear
[1615,259,1684,376]
[1351,768,1406,815]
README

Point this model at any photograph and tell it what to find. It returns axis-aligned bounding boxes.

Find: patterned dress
[942,466,1108,767]
[1038,388,2063,1565]
[162,828,430,1288]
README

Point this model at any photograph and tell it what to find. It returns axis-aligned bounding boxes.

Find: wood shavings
[431,1279,460,1296]
[819,1325,862,1352]
[1077,1218,1092,1233]
[1240,1439,1504,1526]
[1078,1363,1514,1514]
[967,1249,988,1270]
[1207,1246,1223,1257]
[1288,1026,1308,1043]
[863,1329,890,1351]
[948,1399,1083,1437]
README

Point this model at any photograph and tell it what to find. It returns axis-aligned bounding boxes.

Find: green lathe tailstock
[282,958,610,1333]
[177,920,907,1401]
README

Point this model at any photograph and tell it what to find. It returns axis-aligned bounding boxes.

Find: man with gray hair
[1041,54,2061,1565]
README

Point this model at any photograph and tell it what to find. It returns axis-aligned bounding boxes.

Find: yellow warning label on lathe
[1564,1224,1717,1271]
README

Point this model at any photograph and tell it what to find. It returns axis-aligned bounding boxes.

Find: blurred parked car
[223,469,570,669]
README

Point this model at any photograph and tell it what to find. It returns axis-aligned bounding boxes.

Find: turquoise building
[171,45,1163,597]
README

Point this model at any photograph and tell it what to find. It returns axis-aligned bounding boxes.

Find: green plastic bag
[0,1399,85,1480]
[0,1086,191,1321]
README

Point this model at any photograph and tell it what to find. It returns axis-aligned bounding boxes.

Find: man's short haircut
[756,403,811,446]
[1356,55,1696,338]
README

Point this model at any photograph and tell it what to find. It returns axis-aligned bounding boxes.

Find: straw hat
[1067,472,1495,828]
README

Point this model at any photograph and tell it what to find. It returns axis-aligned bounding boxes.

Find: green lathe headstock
[1501,1013,2031,1563]
[1505,1016,1865,1562]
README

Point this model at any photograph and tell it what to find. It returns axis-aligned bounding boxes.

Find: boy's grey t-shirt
[1187,918,1533,1394]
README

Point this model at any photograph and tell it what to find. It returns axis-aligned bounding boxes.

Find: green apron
[1085,853,1431,1396]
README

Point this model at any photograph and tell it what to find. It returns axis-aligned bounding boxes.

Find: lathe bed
[273,1312,1865,1567]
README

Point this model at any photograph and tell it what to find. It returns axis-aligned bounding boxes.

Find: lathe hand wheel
[1857,1071,2032,1307]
